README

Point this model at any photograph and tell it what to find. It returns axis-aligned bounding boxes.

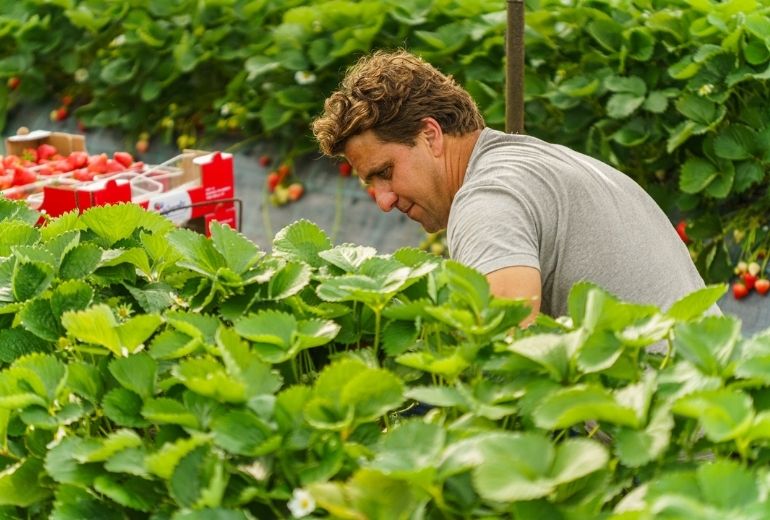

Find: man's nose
[374,187,398,212]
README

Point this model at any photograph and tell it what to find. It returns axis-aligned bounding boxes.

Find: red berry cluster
[733,261,770,299]
[1,144,141,199]
[261,158,304,206]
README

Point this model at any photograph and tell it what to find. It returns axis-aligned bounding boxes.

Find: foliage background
[3,0,770,281]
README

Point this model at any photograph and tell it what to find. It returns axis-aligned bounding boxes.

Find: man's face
[344,129,449,233]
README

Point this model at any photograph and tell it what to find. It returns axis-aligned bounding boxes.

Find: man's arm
[486,265,542,327]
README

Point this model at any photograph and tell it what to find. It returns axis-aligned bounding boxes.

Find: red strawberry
[277,164,290,181]
[742,272,757,291]
[258,155,272,167]
[50,106,68,122]
[7,77,20,90]
[338,161,352,177]
[72,168,94,182]
[11,166,36,186]
[61,95,73,106]
[37,164,54,176]
[266,172,280,193]
[675,219,689,243]
[21,148,38,163]
[37,143,57,162]
[733,281,749,299]
[67,151,88,169]
[756,279,770,296]
[287,182,304,202]
[113,151,134,168]
[105,159,125,173]
[87,153,109,174]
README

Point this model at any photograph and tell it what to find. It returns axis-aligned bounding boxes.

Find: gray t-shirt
[447,128,711,318]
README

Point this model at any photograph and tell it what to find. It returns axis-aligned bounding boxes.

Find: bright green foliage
[1,200,770,518]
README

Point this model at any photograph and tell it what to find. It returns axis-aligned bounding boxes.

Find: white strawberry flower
[287,488,315,518]
[295,71,317,85]
[74,68,89,83]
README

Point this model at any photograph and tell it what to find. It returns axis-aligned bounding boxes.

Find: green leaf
[61,304,121,353]
[116,314,163,353]
[13,353,66,403]
[272,219,332,268]
[50,485,124,520]
[733,160,765,193]
[100,57,136,85]
[209,221,263,275]
[382,320,418,356]
[142,398,199,429]
[50,280,94,317]
[471,432,608,502]
[666,285,727,321]
[714,124,758,160]
[266,261,311,300]
[12,260,54,302]
[673,315,740,376]
[0,221,40,257]
[319,245,378,272]
[675,94,719,126]
[109,353,157,399]
[145,433,211,479]
[0,328,51,363]
[506,332,580,381]
[102,388,148,427]
[174,357,246,403]
[396,351,470,380]
[75,429,143,463]
[149,330,201,360]
[534,384,640,429]
[167,228,227,277]
[0,457,50,506]
[368,420,445,479]
[404,385,465,407]
[211,410,276,456]
[81,203,171,246]
[45,437,102,486]
[696,460,759,510]
[59,243,102,280]
[67,362,104,403]
[93,474,161,512]
[680,157,718,194]
[673,388,753,442]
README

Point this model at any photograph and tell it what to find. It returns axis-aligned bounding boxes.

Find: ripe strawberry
[7,77,20,90]
[287,182,304,202]
[277,164,290,181]
[756,278,770,296]
[73,168,94,182]
[37,164,54,176]
[113,151,134,168]
[675,219,689,243]
[87,153,109,175]
[742,272,757,291]
[61,95,73,106]
[733,282,749,299]
[0,172,12,189]
[338,161,352,177]
[258,154,272,167]
[11,166,36,186]
[50,106,68,122]
[37,143,57,162]
[66,151,89,169]
[266,172,280,193]
[105,159,125,173]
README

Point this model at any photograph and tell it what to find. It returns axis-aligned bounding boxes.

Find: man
[311,49,713,323]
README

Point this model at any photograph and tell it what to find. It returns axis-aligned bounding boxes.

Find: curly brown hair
[312,50,485,156]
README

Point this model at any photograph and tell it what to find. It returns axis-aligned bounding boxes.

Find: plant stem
[330,175,345,244]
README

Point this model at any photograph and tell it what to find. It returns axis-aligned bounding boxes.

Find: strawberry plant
[0,198,768,518]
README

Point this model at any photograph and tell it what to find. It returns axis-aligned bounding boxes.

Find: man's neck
[444,128,484,199]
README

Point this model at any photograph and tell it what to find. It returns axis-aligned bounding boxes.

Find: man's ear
[421,117,444,156]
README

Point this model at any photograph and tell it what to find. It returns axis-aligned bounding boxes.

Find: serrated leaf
[142,398,199,428]
[680,157,718,194]
[211,410,275,456]
[369,421,445,478]
[174,357,246,403]
[13,353,66,403]
[61,304,121,353]
[66,362,104,403]
[0,199,40,226]
[382,320,418,356]
[59,243,102,280]
[0,457,51,506]
[673,388,753,442]
[116,313,163,353]
[534,384,640,429]
[272,219,332,267]
[167,228,227,277]
[319,244,378,272]
[81,203,173,246]
[100,248,152,277]
[713,124,758,160]
[12,260,54,302]
[75,429,143,463]
[209,221,263,274]
[124,282,175,313]
[673,315,740,376]
[145,433,211,479]
[18,298,63,342]
[102,388,148,427]
[666,284,727,321]
[0,221,40,257]
[405,385,464,407]
[149,329,201,360]
[266,261,311,300]
[45,437,102,486]
[109,353,157,398]
[0,328,51,363]
[93,474,162,512]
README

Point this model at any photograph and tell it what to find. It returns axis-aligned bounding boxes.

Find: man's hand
[486,265,542,327]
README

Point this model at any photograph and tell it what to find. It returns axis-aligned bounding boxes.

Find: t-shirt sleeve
[447,182,541,275]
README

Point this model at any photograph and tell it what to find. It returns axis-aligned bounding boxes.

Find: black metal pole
[506,0,525,134]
